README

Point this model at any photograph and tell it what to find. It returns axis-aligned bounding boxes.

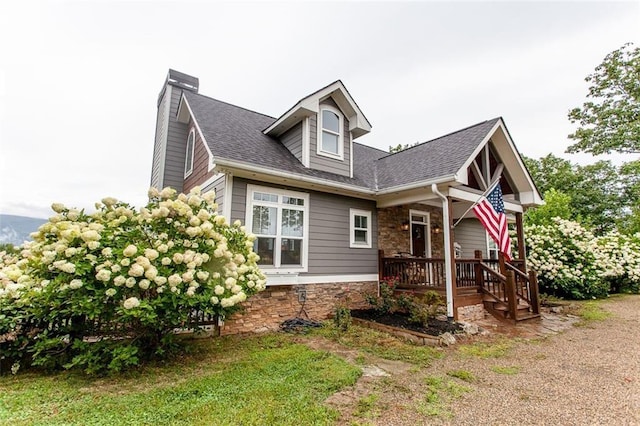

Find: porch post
[447,196,457,318]
[431,184,455,319]
[515,212,527,271]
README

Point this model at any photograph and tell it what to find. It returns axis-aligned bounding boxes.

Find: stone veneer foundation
[220,281,378,335]
[456,303,487,322]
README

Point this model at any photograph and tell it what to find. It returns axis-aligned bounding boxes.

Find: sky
[1,0,639,219]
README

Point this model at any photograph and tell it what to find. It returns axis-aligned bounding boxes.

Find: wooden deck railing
[378,250,540,319]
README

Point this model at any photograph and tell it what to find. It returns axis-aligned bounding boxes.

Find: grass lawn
[0,333,361,426]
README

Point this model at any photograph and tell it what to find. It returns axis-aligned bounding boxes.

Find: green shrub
[365,276,398,314]
[0,186,266,374]
[525,218,640,299]
[408,291,444,327]
[333,303,352,332]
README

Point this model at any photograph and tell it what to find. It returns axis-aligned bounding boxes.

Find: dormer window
[318,106,343,159]
[184,129,195,177]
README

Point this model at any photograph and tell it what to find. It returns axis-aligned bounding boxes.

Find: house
[150,69,544,335]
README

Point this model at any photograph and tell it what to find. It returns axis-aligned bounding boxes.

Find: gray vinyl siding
[202,174,226,215]
[162,85,190,193]
[307,192,377,274]
[150,85,170,189]
[308,98,351,177]
[280,122,303,163]
[454,219,488,258]
[231,178,378,275]
[230,178,247,224]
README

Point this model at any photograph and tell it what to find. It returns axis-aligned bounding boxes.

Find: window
[246,185,309,271]
[318,106,343,159]
[350,209,372,248]
[487,234,498,260]
[184,129,195,177]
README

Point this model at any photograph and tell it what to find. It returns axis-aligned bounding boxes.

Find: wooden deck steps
[483,295,540,322]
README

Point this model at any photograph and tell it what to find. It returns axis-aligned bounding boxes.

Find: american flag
[472,182,512,261]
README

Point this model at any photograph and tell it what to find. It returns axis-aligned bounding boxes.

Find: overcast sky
[1,1,638,219]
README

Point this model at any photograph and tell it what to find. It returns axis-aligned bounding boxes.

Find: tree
[567,43,640,155]
[523,154,577,195]
[389,141,420,153]
[524,189,572,226]
[523,154,624,233]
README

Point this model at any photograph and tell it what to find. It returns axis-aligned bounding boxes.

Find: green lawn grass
[0,333,361,426]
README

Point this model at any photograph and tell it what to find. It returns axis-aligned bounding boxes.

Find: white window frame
[184,128,195,178]
[350,209,372,248]
[245,185,309,273]
[487,233,499,260]
[317,105,344,160]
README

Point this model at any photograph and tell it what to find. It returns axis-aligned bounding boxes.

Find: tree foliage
[524,189,572,226]
[567,42,640,155]
[389,141,420,153]
[523,154,624,233]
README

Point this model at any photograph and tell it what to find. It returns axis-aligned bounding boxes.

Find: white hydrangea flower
[123,297,140,309]
[69,279,83,290]
[128,264,145,277]
[123,245,137,257]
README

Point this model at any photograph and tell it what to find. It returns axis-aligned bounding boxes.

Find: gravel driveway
[431,295,640,425]
[332,295,640,425]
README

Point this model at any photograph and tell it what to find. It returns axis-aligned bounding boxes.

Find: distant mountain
[0,214,48,247]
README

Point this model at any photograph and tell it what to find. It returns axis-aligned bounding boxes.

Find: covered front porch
[372,118,543,321]
[376,185,541,322]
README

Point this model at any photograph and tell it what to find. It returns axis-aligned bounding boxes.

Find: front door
[412,223,426,257]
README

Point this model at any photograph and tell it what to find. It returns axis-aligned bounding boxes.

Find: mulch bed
[351,309,463,336]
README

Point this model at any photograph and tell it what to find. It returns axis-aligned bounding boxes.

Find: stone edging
[351,317,442,346]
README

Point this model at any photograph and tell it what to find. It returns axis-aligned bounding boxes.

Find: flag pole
[452,179,500,229]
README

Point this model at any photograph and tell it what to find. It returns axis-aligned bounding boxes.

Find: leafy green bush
[525,218,640,299]
[365,276,398,314]
[407,291,444,327]
[0,186,266,374]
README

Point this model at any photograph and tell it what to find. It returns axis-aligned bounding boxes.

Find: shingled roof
[375,118,501,190]
[182,91,500,192]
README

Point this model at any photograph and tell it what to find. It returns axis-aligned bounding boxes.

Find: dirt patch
[351,309,463,336]
[301,299,640,425]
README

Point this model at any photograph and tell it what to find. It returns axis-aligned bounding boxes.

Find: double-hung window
[350,209,372,248]
[184,129,195,177]
[247,185,309,271]
[318,106,343,159]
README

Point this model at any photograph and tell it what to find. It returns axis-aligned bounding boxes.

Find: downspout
[431,184,454,319]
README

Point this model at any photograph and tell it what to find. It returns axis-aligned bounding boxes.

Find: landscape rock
[361,365,390,377]
[439,332,457,346]
[461,322,480,335]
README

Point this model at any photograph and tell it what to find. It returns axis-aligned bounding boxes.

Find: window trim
[350,209,372,248]
[317,105,344,160]
[184,128,195,178]
[245,185,310,273]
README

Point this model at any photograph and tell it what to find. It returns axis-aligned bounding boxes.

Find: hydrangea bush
[0,187,266,374]
[525,218,640,299]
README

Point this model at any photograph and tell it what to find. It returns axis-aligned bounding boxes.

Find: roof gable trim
[264,80,372,139]
[177,94,216,172]
[455,119,542,206]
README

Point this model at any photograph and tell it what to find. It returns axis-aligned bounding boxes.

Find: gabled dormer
[264,81,371,178]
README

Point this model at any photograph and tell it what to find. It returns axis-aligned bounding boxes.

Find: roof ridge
[187,92,277,120]
[377,118,500,160]
[353,141,389,154]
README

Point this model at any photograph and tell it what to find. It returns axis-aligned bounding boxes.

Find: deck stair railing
[378,250,540,322]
